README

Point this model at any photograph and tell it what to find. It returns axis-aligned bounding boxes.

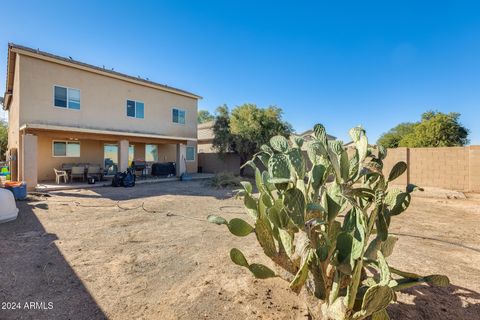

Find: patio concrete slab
[35,173,215,192]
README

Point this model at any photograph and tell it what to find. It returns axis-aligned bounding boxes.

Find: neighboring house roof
[197,123,338,146]
[198,120,215,143]
[297,129,336,141]
[3,43,201,110]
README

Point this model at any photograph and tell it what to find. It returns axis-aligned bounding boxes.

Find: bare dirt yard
[1,180,479,320]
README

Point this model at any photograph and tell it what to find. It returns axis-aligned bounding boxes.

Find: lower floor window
[53,141,80,157]
[186,146,195,161]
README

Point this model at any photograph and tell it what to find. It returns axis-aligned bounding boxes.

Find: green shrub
[208,124,449,320]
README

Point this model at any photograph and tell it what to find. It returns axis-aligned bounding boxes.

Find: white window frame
[53,85,81,110]
[186,146,195,162]
[126,99,145,119]
[172,107,186,125]
[52,140,81,158]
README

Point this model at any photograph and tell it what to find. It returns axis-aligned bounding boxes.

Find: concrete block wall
[198,145,480,192]
[383,146,480,192]
[382,147,408,185]
[469,146,480,191]
[198,153,241,175]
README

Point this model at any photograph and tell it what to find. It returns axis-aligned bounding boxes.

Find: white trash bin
[0,188,19,223]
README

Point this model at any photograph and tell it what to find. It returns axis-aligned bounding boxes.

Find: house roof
[197,122,338,145]
[297,129,336,141]
[3,43,201,110]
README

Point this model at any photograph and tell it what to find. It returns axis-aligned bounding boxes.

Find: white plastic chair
[54,168,68,184]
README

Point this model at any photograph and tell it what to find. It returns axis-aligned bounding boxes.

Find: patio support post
[176,143,186,177]
[22,134,38,191]
[118,139,129,172]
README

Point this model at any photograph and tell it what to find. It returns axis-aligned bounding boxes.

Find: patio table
[63,166,104,182]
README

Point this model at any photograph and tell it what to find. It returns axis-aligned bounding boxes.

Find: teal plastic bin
[5,182,27,200]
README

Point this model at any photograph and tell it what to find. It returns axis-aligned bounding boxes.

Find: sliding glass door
[104,144,136,175]
[104,144,118,176]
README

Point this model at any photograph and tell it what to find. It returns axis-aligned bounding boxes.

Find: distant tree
[212,105,234,154]
[377,122,416,148]
[197,110,214,124]
[212,104,292,175]
[0,120,7,161]
[377,111,469,148]
[399,111,469,147]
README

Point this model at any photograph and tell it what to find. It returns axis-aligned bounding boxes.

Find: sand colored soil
[0,181,479,319]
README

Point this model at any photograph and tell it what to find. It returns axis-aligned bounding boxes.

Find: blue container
[0,172,10,176]
[6,182,27,200]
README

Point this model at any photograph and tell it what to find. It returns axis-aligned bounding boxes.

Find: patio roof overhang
[20,123,196,145]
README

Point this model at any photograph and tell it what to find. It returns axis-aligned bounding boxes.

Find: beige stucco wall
[170,141,198,173]
[7,52,200,184]
[157,144,176,162]
[8,55,21,180]
[37,135,104,182]
[22,134,38,189]
[18,54,198,139]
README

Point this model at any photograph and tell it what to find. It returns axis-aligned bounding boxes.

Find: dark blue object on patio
[5,181,27,200]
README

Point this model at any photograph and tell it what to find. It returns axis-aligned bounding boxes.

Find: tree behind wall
[197,110,215,124]
[377,111,469,148]
[376,122,416,148]
[212,104,292,175]
[0,120,7,161]
[400,111,469,147]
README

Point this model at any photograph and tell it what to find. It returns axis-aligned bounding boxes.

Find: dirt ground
[0,180,479,320]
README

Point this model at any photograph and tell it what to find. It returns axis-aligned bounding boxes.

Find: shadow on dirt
[0,202,107,320]
[388,284,480,320]
[40,180,237,202]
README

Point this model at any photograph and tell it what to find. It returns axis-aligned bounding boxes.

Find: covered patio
[34,172,214,192]
[15,123,198,190]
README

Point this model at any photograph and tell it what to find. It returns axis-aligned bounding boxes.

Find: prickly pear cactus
[207,124,450,320]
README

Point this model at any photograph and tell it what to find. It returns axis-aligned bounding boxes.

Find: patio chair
[70,166,85,182]
[61,163,73,171]
[53,168,68,184]
[87,166,103,181]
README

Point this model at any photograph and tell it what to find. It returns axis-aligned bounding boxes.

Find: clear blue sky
[1,1,479,144]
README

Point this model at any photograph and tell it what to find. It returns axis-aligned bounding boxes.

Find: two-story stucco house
[3,43,201,189]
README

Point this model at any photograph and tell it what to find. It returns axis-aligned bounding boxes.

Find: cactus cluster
[207,124,449,320]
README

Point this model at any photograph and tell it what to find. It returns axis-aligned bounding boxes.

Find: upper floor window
[126,100,144,119]
[54,86,80,110]
[172,108,185,124]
